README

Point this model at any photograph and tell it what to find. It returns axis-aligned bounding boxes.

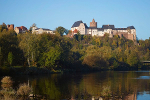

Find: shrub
[0,94,16,100]
[1,76,13,84]
[1,83,13,90]
[101,86,111,97]
[0,88,16,95]
[83,54,108,69]
[17,83,32,96]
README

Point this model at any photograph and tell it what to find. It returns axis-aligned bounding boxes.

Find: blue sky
[0,0,150,40]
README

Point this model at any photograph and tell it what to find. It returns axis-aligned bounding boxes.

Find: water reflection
[1,71,150,100]
[137,76,150,79]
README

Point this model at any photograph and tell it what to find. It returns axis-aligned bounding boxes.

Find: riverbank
[0,66,99,76]
[0,67,59,76]
[0,64,149,76]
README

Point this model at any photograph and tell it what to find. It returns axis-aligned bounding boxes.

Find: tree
[44,47,61,68]
[8,52,13,66]
[83,54,108,69]
[95,37,101,46]
[83,35,92,44]
[144,49,150,60]
[0,23,7,32]
[127,51,140,67]
[77,32,81,42]
[19,33,39,67]
[29,23,36,32]
[55,26,66,36]
[0,47,2,66]
[66,30,72,35]
[0,30,18,66]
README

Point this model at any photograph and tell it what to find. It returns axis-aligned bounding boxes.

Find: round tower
[90,19,97,28]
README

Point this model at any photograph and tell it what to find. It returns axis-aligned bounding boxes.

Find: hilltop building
[71,21,88,35]
[14,26,28,34]
[7,24,14,30]
[71,19,136,40]
[32,26,54,34]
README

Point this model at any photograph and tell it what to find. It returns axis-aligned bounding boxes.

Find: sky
[0,0,150,40]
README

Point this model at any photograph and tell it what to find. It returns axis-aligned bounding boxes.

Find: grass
[0,88,16,100]
[0,95,16,100]
[1,84,13,90]
[0,88,16,95]
[17,83,32,96]
[0,76,33,99]
[101,86,111,97]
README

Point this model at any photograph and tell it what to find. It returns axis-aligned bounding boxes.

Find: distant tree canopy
[0,23,7,32]
[0,23,150,71]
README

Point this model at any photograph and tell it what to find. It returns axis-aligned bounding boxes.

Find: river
[1,71,150,100]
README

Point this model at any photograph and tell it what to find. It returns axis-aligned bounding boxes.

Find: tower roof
[92,19,95,22]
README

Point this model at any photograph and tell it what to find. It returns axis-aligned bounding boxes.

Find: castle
[2,23,28,34]
[71,19,136,40]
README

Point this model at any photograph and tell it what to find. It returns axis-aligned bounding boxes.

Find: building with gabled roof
[14,26,28,34]
[71,20,88,35]
[32,26,54,34]
[71,19,136,40]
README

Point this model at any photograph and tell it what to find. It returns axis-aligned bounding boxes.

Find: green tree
[44,47,61,68]
[83,54,108,69]
[0,23,7,32]
[77,32,81,42]
[0,47,2,66]
[83,35,92,44]
[0,29,19,66]
[144,49,150,60]
[55,26,66,36]
[127,51,140,67]
[8,52,13,66]
[29,23,36,32]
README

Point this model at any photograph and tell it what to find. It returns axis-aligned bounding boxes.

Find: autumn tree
[19,33,39,67]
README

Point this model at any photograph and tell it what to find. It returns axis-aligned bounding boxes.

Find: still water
[2,71,150,100]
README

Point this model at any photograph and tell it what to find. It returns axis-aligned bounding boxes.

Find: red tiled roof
[73,29,78,33]
[16,26,27,30]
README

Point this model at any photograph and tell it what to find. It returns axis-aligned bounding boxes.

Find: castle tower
[90,19,97,28]
[7,24,14,30]
[9,24,14,30]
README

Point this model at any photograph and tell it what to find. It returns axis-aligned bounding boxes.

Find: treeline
[0,24,150,73]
